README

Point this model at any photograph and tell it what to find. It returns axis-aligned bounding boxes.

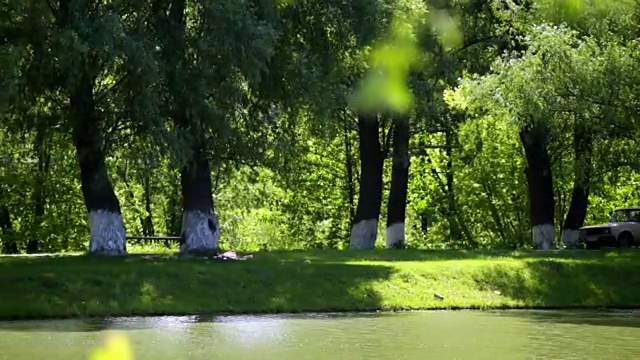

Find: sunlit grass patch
[1,249,640,320]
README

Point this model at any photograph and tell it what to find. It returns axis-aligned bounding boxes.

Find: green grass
[2,249,640,320]
[126,242,178,254]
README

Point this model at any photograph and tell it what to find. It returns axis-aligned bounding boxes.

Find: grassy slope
[1,249,640,320]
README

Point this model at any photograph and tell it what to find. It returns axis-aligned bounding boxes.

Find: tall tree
[150,0,282,254]
[386,116,410,248]
[58,0,127,255]
[28,123,51,253]
[561,121,592,247]
[0,189,17,254]
[350,114,387,249]
[520,123,556,249]
[151,0,218,254]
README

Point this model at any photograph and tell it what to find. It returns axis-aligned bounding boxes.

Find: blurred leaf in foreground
[88,332,133,360]
[352,1,462,115]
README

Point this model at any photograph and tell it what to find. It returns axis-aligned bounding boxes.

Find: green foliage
[450,18,638,214]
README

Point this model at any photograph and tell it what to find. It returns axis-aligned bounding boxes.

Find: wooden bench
[126,236,182,247]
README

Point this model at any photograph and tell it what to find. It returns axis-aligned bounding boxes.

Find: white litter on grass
[214,250,254,261]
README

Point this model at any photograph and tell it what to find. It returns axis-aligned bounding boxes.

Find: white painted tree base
[88,210,127,255]
[561,229,579,247]
[181,210,220,253]
[385,222,405,249]
[350,219,377,249]
[532,224,555,250]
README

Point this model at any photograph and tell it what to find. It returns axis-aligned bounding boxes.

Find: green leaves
[537,0,636,23]
[352,0,638,116]
[2,0,640,255]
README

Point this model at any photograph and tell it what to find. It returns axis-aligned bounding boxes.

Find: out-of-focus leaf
[428,10,462,51]
[88,332,133,360]
[352,1,461,114]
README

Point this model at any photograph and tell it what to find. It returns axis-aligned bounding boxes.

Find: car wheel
[586,242,600,250]
[619,234,633,248]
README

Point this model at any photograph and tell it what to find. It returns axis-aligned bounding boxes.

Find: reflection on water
[2,310,640,359]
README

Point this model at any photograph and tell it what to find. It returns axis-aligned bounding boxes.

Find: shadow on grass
[255,248,640,264]
[0,255,396,328]
[474,258,640,308]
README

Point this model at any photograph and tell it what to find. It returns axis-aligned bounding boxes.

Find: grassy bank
[2,249,640,320]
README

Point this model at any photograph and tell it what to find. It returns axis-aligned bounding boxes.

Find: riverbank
[2,249,639,320]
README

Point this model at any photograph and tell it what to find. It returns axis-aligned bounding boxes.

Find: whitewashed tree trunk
[350,219,378,249]
[181,210,219,254]
[385,222,404,249]
[533,224,555,250]
[88,210,127,255]
[68,54,127,257]
[561,229,579,248]
[385,117,409,249]
[349,114,384,250]
[178,141,219,255]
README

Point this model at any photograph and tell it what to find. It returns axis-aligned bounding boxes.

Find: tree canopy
[0,0,638,254]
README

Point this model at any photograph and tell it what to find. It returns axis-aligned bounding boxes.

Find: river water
[1,310,639,359]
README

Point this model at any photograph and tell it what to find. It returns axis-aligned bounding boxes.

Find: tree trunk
[153,0,219,255]
[141,174,155,237]
[520,124,555,250]
[28,125,50,253]
[344,118,356,227]
[166,180,182,237]
[120,162,155,240]
[424,138,476,248]
[561,124,593,248]
[386,117,410,249]
[0,202,17,254]
[350,114,384,249]
[444,128,460,241]
[58,0,126,255]
[419,210,428,235]
[444,128,474,245]
[71,73,127,255]
[480,177,507,245]
[180,144,220,254]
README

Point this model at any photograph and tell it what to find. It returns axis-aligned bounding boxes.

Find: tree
[448,16,639,249]
[350,114,388,249]
[20,0,145,255]
[386,116,410,248]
